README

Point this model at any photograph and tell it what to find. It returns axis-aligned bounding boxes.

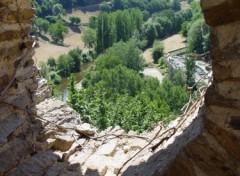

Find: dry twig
[116,126,163,176]
[91,133,150,141]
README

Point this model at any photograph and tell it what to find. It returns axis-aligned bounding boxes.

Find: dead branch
[150,128,176,151]
[91,133,150,142]
[116,126,163,176]
[187,71,212,90]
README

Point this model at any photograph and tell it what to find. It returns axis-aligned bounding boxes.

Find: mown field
[34,10,99,65]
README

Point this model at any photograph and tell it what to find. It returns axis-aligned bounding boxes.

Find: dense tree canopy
[184,56,196,87]
[96,9,143,53]
[187,19,210,53]
[68,39,189,132]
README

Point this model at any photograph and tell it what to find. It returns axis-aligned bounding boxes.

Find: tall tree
[67,74,77,107]
[184,57,196,87]
[82,28,96,51]
[152,40,164,63]
[187,19,210,53]
[69,48,82,72]
[142,22,157,46]
[96,13,111,53]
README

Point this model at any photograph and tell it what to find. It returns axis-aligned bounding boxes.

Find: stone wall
[0,0,52,174]
[166,0,240,175]
[0,0,38,174]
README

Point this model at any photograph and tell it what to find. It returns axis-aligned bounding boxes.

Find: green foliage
[52,3,66,16]
[49,71,62,84]
[68,40,189,132]
[45,16,58,23]
[39,61,49,78]
[111,0,181,14]
[142,10,150,21]
[182,1,210,54]
[74,82,172,132]
[34,18,50,33]
[82,28,96,51]
[184,57,196,87]
[96,9,143,53]
[167,67,185,87]
[75,73,189,132]
[152,41,164,63]
[158,57,166,67]
[96,12,112,53]
[35,0,199,132]
[67,74,78,107]
[180,21,190,37]
[88,16,97,29]
[49,20,68,44]
[105,39,145,72]
[190,1,203,21]
[47,57,56,68]
[154,16,173,37]
[57,54,72,77]
[161,79,189,112]
[187,19,210,53]
[68,48,82,72]
[171,0,181,11]
[100,2,112,12]
[142,22,157,46]
[140,8,193,45]
[112,0,126,10]
[95,55,123,70]
[39,48,84,86]
[56,48,82,77]
[48,80,58,97]
[69,16,81,25]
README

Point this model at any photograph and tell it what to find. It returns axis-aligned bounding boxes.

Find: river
[56,60,95,101]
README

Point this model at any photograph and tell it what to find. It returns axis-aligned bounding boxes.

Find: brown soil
[162,34,186,53]
[142,48,154,64]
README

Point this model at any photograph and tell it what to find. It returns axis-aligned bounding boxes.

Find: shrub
[152,41,164,63]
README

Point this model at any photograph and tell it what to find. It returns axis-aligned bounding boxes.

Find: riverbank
[56,60,95,101]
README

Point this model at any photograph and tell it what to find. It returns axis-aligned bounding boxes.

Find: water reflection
[56,60,95,101]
